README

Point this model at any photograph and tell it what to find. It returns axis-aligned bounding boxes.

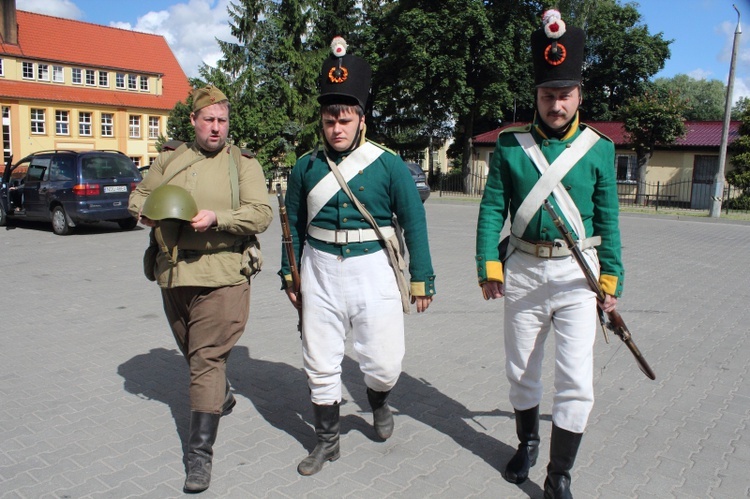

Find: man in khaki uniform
[129,85,273,493]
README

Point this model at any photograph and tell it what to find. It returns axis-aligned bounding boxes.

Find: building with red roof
[0,1,192,167]
[471,120,740,209]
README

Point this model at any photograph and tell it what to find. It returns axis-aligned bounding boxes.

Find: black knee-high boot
[221,379,236,416]
[543,424,583,499]
[504,405,540,484]
[297,403,340,476]
[367,388,394,440]
[184,411,221,493]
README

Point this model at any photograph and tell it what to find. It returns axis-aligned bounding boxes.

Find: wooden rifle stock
[542,200,656,380]
[276,184,302,329]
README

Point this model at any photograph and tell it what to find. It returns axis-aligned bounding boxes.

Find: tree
[726,106,750,206]
[368,0,538,186]
[653,74,725,121]
[732,96,749,120]
[619,87,686,204]
[208,0,321,173]
[576,0,672,120]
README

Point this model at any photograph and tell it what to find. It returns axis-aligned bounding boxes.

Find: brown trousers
[161,282,250,413]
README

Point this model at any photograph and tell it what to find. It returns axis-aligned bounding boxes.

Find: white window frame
[72,68,82,85]
[130,157,141,168]
[52,65,64,83]
[3,106,12,163]
[31,108,46,134]
[140,75,149,91]
[148,116,160,139]
[85,69,96,86]
[78,112,92,137]
[128,74,137,90]
[616,154,638,183]
[55,110,70,136]
[98,71,109,87]
[129,115,141,138]
[101,113,114,137]
[22,62,34,80]
[115,73,125,89]
[0,59,4,77]
[37,63,49,81]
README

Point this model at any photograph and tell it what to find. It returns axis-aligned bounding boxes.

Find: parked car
[406,162,430,203]
[0,150,141,235]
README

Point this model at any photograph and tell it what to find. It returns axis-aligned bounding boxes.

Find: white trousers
[503,250,599,433]
[300,244,405,405]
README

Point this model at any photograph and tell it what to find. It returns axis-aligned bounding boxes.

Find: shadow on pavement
[117,346,544,497]
[117,347,190,448]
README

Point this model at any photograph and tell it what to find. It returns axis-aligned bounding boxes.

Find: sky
[14,0,750,105]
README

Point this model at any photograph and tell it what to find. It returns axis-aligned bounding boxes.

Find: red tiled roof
[473,120,741,149]
[0,10,192,111]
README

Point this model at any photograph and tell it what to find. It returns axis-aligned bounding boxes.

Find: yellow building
[0,2,191,169]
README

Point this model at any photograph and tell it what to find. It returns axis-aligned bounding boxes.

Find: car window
[26,157,52,181]
[407,163,424,177]
[50,155,75,181]
[82,155,139,180]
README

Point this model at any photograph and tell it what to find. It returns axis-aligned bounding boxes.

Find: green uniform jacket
[280,140,436,297]
[129,143,273,288]
[475,117,624,297]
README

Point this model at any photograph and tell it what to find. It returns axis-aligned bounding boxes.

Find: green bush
[725,194,750,211]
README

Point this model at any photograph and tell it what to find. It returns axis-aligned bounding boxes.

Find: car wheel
[51,206,72,235]
[118,217,138,230]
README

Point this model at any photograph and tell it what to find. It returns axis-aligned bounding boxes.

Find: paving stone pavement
[1,197,749,499]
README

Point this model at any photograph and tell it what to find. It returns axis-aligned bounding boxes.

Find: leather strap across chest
[512,127,599,240]
[306,141,384,226]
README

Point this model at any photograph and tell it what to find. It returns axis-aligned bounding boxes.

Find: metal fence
[428,172,750,215]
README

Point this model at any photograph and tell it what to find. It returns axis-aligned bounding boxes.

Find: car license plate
[104,185,128,193]
[416,181,426,187]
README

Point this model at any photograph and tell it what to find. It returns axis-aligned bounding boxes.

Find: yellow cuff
[600,274,618,295]
[486,261,504,283]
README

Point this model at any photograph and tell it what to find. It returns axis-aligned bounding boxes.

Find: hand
[481,281,504,300]
[285,287,302,310]
[598,294,618,313]
[411,295,433,313]
[139,215,156,228]
[191,210,217,232]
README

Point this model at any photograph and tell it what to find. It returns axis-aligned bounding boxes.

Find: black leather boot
[221,379,236,417]
[543,424,583,499]
[366,388,394,440]
[184,412,221,493]
[504,405,540,484]
[297,403,340,476]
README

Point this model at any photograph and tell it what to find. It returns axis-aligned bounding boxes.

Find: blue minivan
[0,150,141,235]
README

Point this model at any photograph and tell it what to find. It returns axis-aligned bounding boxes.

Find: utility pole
[710,4,742,217]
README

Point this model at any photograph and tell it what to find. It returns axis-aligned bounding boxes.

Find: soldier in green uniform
[129,85,273,493]
[279,37,436,476]
[475,10,624,499]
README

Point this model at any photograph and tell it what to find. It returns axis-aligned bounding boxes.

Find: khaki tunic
[129,143,273,288]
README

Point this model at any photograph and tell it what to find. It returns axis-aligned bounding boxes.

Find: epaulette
[499,124,532,135]
[161,139,186,151]
[240,148,256,159]
[580,123,614,143]
[366,139,398,156]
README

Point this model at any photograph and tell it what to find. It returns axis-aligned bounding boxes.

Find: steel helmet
[141,185,198,221]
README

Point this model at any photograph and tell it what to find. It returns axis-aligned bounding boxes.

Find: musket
[542,200,656,380]
[276,184,302,330]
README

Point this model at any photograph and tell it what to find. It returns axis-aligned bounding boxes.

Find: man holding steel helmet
[129,85,272,493]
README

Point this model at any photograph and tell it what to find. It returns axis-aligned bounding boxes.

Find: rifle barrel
[542,200,655,380]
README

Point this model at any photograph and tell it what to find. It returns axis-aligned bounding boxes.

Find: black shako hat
[318,36,372,109]
[531,9,585,88]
